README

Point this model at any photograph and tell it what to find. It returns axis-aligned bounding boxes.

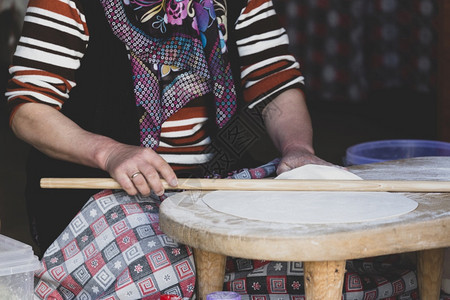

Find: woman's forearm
[11,102,116,170]
[11,102,177,196]
[262,89,331,173]
[263,89,314,155]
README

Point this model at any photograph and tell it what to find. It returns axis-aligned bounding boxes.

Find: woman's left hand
[276,145,333,175]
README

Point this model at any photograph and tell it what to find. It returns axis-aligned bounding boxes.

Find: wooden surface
[417,248,445,299]
[159,157,450,299]
[304,261,346,299]
[160,157,450,262]
[193,249,227,300]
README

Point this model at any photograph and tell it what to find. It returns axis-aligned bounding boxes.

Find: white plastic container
[0,234,41,300]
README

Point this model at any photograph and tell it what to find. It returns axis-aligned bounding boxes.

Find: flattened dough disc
[275,164,362,180]
[202,191,418,224]
[203,164,418,224]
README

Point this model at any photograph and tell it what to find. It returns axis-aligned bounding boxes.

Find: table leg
[193,248,227,300]
[417,248,445,300]
[304,260,346,300]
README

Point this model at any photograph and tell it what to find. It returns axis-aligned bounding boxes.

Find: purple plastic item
[206,291,241,300]
[345,139,450,165]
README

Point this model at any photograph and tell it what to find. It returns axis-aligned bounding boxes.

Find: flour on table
[202,164,418,224]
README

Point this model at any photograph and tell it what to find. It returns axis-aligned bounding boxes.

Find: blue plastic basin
[345,139,450,165]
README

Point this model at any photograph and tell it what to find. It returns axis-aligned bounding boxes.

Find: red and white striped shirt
[6,0,304,171]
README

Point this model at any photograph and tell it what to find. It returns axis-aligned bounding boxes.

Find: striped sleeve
[234,0,304,109]
[5,0,89,121]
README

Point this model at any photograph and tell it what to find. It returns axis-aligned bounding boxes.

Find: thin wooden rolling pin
[40,178,450,192]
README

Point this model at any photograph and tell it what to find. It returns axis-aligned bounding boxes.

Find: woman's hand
[276,145,332,175]
[103,144,178,196]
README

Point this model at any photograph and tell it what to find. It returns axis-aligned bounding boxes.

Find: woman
[7,0,324,249]
[5,0,416,299]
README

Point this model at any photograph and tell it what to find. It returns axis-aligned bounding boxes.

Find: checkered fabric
[223,255,419,300]
[34,190,196,299]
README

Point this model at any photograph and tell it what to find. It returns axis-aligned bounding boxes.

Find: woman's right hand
[103,144,178,196]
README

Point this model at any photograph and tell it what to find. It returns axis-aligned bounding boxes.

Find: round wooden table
[159,157,450,299]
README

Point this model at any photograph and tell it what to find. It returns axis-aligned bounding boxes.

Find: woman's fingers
[277,147,334,175]
[139,155,178,196]
[115,172,139,195]
[105,145,177,196]
[140,169,164,196]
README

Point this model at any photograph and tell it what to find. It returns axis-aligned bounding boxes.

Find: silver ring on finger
[130,171,142,180]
